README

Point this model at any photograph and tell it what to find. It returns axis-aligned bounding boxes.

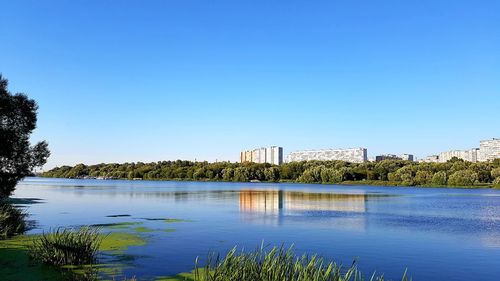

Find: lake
[10,177,500,280]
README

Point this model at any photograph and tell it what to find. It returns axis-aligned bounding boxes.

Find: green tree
[298,166,323,183]
[493,177,500,188]
[447,170,478,186]
[222,168,234,181]
[0,75,50,198]
[233,167,249,182]
[193,167,206,180]
[491,167,500,180]
[431,171,447,185]
[414,170,432,185]
[264,167,280,182]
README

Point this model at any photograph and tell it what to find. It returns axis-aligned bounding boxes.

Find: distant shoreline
[40,159,500,189]
[34,176,498,190]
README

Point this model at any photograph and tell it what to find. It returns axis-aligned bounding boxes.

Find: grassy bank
[0,228,147,281]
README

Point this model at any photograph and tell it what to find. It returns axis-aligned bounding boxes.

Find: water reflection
[238,189,391,213]
[238,190,392,229]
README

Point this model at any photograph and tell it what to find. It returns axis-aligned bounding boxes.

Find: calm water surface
[11,177,500,280]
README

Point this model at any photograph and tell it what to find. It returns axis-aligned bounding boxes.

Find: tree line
[42,158,500,188]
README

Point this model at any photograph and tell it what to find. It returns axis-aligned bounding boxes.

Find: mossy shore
[0,231,147,281]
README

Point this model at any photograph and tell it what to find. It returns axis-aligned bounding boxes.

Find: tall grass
[194,246,410,281]
[0,201,27,239]
[29,227,103,266]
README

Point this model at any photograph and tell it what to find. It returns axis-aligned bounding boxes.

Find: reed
[0,201,27,239]
[193,245,410,281]
[29,227,103,266]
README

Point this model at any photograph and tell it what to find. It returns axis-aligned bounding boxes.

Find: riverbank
[41,159,500,189]
[38,175,499,189]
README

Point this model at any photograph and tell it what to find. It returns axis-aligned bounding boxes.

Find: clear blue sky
[1,0,499,169]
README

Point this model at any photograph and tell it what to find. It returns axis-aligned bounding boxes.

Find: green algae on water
[139,217,193,223]
[100,232,146,252]
[0,235,63,280]
[1,231,148,281]
[156,271,197,281]
[91,221,142,229]
[133,226,154,233]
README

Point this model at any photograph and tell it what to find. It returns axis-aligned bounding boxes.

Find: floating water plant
[164,218,192,223]
[91,222,142,229]
[100,232,147,252]
[133,226,154,233]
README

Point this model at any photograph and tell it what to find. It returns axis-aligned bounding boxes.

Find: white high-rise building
[422,138,499,163]
[478,138,500,162]
[439,148,479,163]
[286,148,367,163]
[240,146,283,165]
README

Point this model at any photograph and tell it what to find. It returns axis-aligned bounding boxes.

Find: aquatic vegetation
[164,218,192,223]
[91,222,142,229]
[140,217,167,221]
[1,230,148,280]
[0,201,27,239]
[134,226,154,233]
[163,246,410,281]
[29,227,103,266]
[0,235,90,280]
[100,232,146,252]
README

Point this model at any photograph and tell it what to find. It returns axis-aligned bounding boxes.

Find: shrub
[298,166,324,183]
[0,201,27,239]
[493,177,500,188]
[414,171,432,185]
[491,167,500,180]
[194,246,409,281]
[431,171,447,186]
[320,168,343,183]
[264,167,281,182]
[29,227,103,266]
[447,170,478,187]
[387,172,399,182]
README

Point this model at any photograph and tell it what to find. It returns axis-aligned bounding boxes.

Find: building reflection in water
[239,189,369,213]
[239,189,381,230]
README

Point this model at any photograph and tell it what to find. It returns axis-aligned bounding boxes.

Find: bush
[29,227,103,266]
[0,201,27,239]
[493,177,500,188]
[298,167,323,183]
[447,170,478,186]
[491,167,500,180]
[414,171,432,185]
[194,246,409,281]
[431,171,447,186]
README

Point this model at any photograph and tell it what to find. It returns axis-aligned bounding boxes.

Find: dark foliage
[0,200,27,239]
[0,74,50,198]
